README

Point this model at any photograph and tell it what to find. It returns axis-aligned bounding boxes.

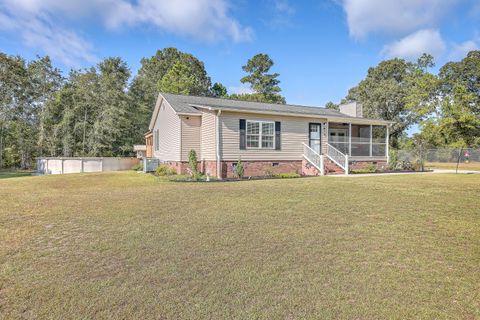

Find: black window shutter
[239,119,246,150]
[275,121,281,150]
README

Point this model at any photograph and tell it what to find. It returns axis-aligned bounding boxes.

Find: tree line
[0,49,284,169]
[330,52,480,149]
[1,48,478,169]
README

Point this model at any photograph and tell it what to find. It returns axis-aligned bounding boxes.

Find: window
[372,125,387,156]
[246,120,275,149]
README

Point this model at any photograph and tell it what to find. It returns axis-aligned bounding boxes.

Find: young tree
[92,57,132,156]
[129,48,211,144]
[325,101,339,110]
[158,61,205,95]
[210,82,227,97]
[237,53,285,104]
[241,53,281,94]
[0,53,32,168]
[28,56,64,156]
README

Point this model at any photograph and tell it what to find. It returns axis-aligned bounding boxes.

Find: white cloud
[0,0,252,67]
[268,0,295,28]
[0,4,98,67]
[340,0,459,39]
[2,0,252,42]
[381,29,446,60]
[450,39,479,60]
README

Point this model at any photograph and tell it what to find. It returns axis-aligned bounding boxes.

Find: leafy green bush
[131,162,143,171]
[351,169,373,174]
[388,149,398,170]
[233,160,244,178]
[273,172,301,179]
[351,164,377,174]
[155,164,177,176]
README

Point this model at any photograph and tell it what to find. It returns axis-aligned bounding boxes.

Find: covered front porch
[326,122,389,161]
[303,120,391,175]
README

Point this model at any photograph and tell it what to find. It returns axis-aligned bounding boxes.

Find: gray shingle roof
[161,93,358,118]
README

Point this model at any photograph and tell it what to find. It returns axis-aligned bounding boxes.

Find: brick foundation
[162,161,187,175]
[222,160,303,178]
[302,159,322,176]
[162,160,304,178]
[161,159,388,178]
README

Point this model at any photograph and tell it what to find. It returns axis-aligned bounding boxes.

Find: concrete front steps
[324,158,345,175]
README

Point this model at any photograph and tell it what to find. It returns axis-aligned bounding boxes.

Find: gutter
[215,109,222,179]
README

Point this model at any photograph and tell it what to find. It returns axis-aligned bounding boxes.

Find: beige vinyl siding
[200,111,217,161]
[180,116,201,161]
[153,100,181,161]
[220,111,327,161]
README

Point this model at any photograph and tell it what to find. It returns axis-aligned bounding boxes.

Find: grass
[426,161,480,171]
[1,172,479,319]
[0,169,34,179]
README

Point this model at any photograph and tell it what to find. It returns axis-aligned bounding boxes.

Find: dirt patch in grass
[1,172,479,319]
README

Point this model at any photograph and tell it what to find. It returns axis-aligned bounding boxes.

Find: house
[145,93,393,178]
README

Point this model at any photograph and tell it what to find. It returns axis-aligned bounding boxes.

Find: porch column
[325,121,329,155]
[369,124,373,157]
[386,125,390,162]
[348,123,352,156]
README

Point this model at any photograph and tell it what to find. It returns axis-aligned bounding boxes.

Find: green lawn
[1,172,479,319]
[426,161,480,171]
[0,169,34,179]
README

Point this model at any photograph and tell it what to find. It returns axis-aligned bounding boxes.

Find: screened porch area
[327,123,389,160]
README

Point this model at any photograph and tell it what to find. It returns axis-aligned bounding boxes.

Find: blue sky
[0,0,479,109]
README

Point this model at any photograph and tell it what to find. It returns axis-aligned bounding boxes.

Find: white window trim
[246,120,275,150]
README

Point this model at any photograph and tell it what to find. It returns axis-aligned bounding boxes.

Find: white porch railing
[302,143,324,175]
[326,143,349,174]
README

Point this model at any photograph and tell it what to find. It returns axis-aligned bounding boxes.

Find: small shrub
[395,160,413,171]
[413,159,425,171]
[273,172,301,179]
[155,164,177,176]
[264,167,273,178]
[233,160,244,179]
[188,150,198,175]
[131,162,143,171]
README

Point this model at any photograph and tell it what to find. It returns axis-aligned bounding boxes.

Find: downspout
[216,109,222,179]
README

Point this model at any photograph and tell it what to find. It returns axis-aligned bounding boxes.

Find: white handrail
[302,143,324,175]
[326,143,349,174]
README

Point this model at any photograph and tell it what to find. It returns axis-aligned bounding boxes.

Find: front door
[309,123,322,154]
